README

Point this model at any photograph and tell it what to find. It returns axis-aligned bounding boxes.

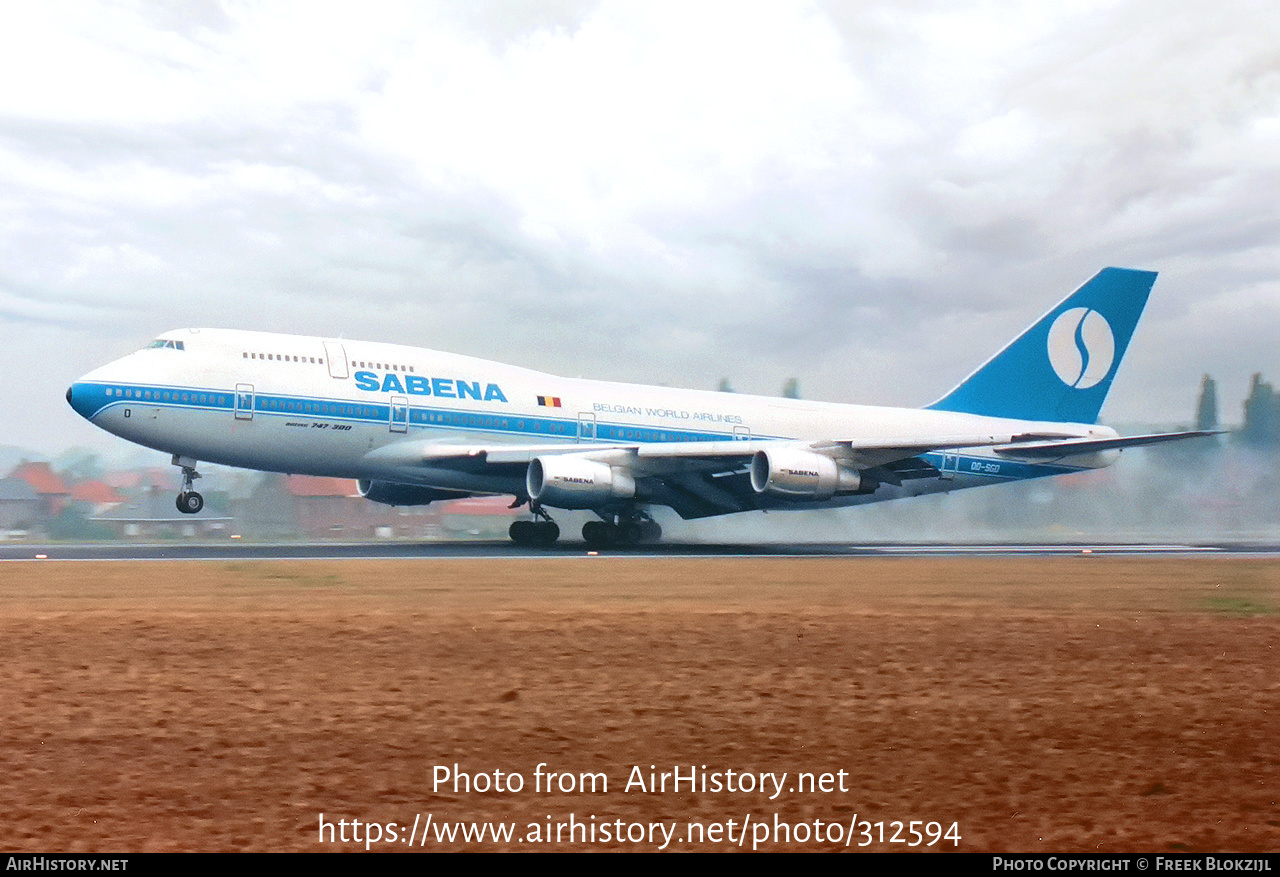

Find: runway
[0,539,1271,561]
[3,552,1277,851]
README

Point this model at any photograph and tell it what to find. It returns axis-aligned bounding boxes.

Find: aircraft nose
[65,381,99,421]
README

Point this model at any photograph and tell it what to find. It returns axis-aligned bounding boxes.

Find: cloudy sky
[4,0,1278,459]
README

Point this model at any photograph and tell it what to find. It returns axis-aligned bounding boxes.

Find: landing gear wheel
[616,521,644,546]
[582,515,662,548]
[582,520,612,548]
[510,517,560,547]
[173,457,204,515]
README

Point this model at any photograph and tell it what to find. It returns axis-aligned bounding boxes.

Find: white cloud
[0,0,1276,453]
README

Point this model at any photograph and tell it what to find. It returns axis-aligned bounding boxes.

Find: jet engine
[357,480,467,506]
[526,455,636,510]
[749,448,862,500]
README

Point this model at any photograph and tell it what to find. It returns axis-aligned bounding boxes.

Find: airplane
[66,267,1212,546]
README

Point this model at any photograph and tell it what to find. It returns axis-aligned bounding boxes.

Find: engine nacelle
[357,480,466,506]
[527,456,636,510]
[749,448,862,500]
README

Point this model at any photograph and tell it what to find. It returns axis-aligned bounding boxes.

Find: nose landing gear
[177,489,204,514]
[173,455,204,515]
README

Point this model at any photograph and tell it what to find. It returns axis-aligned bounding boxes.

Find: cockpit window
[146,339,185,351]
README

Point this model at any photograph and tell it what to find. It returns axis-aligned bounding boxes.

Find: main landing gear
[509,503,560,546]
[507,505,663,548]
[582,512,662,548]
[173,455,204,515]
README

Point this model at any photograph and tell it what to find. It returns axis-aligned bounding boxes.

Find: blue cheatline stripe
[73,381,745,445]
[73,382,235,418]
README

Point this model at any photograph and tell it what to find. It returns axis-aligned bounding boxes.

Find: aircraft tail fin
[927,267,1157,423]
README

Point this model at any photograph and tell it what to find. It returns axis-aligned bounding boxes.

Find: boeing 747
[66,268,1211,545]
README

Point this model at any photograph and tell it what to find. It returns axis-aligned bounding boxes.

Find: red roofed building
[71,480,126,506]
[103,467,173,492]
[244,474,416,539]
[285,475,358,498]
[243,474,519,540]
[284,475,375,539]
[7,462,70,517]
[435,495,522,539]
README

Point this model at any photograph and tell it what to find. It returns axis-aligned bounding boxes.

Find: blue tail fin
[927,267,1157,423]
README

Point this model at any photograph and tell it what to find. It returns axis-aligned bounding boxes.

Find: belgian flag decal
[537,395,562,407]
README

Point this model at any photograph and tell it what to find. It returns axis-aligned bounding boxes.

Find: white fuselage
[67,328,1116,514]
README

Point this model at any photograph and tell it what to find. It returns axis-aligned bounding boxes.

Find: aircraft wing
[365,431,1058,472]
[360,431,1069,519]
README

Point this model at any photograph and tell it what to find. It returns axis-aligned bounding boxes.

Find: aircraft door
[235,384,254,421]
[323,342,349,379]
[577,413,596,443]
[939,452,960,480]
[733,425,751,440]
[389,396,408,433]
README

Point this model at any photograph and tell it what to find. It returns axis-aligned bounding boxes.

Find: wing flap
[834,432,1068,469]
[992,430,1222,458]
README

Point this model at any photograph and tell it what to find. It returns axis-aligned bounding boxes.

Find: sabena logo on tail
[928,267,1156,424]
[1046,308,1115,390]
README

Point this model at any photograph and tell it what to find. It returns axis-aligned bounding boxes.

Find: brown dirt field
[1,555,1277,852]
